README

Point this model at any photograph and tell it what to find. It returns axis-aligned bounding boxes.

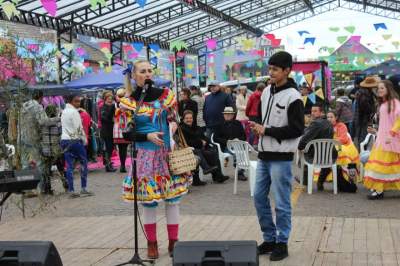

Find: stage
[1,214,400,265]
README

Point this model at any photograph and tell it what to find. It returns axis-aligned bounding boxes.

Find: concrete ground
[1,162,400,222]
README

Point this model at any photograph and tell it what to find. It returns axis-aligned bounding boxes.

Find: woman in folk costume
[120,60,191,259]
[113,88,131,173]
[319,111,359,192]
[364,80,400,200]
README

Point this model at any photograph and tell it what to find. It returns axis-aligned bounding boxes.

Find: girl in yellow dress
[364,80,400,199]
[315,111,359,192]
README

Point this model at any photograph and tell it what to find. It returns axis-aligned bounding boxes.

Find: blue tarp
[65,65,171,89]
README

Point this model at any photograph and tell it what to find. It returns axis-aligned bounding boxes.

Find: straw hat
[222,106,236,114]
[360,76,380,88]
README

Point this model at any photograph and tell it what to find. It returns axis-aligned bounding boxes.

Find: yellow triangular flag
[104,66,112,73]
[55,50,62,58]
[187,64,194,70]
[304,73,314,87]
[302,96,308,106]
[315,88,325,100]
[63,43,75,52]
[2,2,20,20]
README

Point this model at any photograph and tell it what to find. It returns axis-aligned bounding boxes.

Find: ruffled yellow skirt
[363,146,400,192]
[313,143,360,182]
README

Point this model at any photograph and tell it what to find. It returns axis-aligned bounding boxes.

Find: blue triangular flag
[150,56,158,65]
[308,92,316,104]
[374,23,387,31]
[298,30,310,36]
[132,42,144,52]
[136,0,147,8]
[245,61,255,67]
[236,50,245,56]
[304,37,316,45]
[149,44,160,52]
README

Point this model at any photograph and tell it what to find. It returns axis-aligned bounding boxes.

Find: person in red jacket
[246,82,266,146]
[78,107,92,160]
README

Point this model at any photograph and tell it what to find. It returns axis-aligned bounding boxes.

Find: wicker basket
[168,127,197,175]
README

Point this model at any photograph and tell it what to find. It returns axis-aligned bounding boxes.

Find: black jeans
[118,143,128,168]
[103,137,114,166]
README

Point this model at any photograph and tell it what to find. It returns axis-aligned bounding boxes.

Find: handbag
[168,127,197,175]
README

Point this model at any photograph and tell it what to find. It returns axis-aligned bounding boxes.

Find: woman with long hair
[363,80,400,199]
[113,88,131,173]
[120,60,191,259]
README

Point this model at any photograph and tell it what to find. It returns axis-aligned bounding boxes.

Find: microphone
[143,79,153,93]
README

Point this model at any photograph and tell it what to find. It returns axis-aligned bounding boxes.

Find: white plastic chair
[359,133,376,180]
[210,134,233,176]
[227,140,258,197]
[301,139,341,194]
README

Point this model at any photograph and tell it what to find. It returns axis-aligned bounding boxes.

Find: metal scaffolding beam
[0,8,198,54]
[342,0,400,18]
[197,0,339,52]
[303,0,314,13]
[176,0,264,37]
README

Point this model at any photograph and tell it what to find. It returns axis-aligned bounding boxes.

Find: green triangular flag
[256,61,263,68]
[337,36,348,44]
[344,26,355,34]
[329,27,340,32]
[251,76,257,82]
[327,48,335,54]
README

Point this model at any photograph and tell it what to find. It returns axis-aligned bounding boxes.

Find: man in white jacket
[61,94,93,198]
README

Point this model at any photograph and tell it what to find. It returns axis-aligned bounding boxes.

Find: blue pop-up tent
[65,65,172,89]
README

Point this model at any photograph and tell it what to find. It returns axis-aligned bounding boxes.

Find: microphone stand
[116,85,154,266]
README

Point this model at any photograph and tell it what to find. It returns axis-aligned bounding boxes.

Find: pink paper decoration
[114,59,122,65]
[177,51,186,58]
[206,39,217,50]
[41,0,57,17]
[123,44,133,53]
[168,55,176,63]
[349,35,361,43]
[75,47,86,56]
[264,34,275,41]
[271,39,281,48]
[83,62,90,67]
[207,53,215,59]
[128,52,139,59]
[27,44,39,52]
[99,42,111,51]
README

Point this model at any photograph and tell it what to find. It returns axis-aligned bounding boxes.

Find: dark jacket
[178,99,198,120]
[214,120,246,150]
[100,104,115,139]
[203,91,233,128]
[335,96,353,124]
[180,123,208,150]
[298,117,334,162]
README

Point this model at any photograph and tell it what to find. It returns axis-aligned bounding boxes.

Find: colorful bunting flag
[382,34,392,40]
[136,0,147,8]
[187,64,194,70]
[308,92,316,104]
[128,52,139,59]
[263,34,275,40]
[169,40,187,52]
[304,37,316,45]
[302,96,308,106]
[344,26,355,34]
[176,51,186,58]
[132,42,144,52]
[315,88,324,100]
[271,39,281,48]
[149,44,160,52]
[2,2,20,19]
[298,31,310,36]
[374,23,387,31]
[90,0,107,10]
[63,43,75,52]
[241,39,255,51]
[41,0,57,16]
[328,27,340,32]
[224,49,234,57]
[304,73,314,87]
[206,39,217,50]
[75,47,86,57]
[392,41,400,49]
[337,36,348,44]
[105,65,112,73]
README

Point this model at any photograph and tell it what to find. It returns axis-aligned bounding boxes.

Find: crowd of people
[0,51,399,261]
